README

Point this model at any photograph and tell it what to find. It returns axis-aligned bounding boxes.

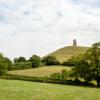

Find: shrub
[11,62,32,70]
[0,54,12,75]
[61,69,69,80]
[62,56,76,66]
[42,56,60,66]
[50,73,61,79]
[50,69,69,80]
[29,55,41,68]
[14,57,26,63]
[17,57,26,62]
[0,69,6,76]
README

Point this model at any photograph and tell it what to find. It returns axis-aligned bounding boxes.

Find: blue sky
[0,0,100,59]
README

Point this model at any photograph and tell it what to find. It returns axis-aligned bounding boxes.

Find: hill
[48,46,89,62]
[0,79,100,100]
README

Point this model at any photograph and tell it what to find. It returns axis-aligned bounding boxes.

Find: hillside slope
[9,66,71,77]
[48,46,89,62]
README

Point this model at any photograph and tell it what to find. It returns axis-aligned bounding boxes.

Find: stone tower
[73,39,77,47]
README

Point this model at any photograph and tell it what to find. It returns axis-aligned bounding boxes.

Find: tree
[62,56,76,66]
[71,42,100,86]
[17,57,26,62]
[14,58,18,63]
[42,56,60,65]
[72,55,91,82]
[0,53,12,75]
[29,55,41,68]
[84,42,100,86]
[61,69,69,80]
[5,57,12,71]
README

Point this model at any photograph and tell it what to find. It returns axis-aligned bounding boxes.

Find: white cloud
[0,0,100,59]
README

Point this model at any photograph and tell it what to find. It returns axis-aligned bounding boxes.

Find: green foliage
[14,58,18,63]
[42,56,60,66]
[17,57,26,62]
[71,42,100,86]
[0,53,12,75]
[50,69,69,80]
[72,55,91,82]
[85,42,100,86]
[29,55,41,68]
[0,69,6,76]
[12,62,32,70]
[50,73,61,79]
[2,74,94,87]
[62,56,76,66]
[14,57,26,63]
[5,58,12,71]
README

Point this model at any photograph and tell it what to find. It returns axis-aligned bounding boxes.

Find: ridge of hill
[48,46,89,62]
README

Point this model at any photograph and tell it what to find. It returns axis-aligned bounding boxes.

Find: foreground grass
[8,66,71,77]
[0,79,100,100]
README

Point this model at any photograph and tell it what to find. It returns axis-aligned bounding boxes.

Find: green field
[8,66,71,77]
[0,79,99,100]
[48,46,89,62]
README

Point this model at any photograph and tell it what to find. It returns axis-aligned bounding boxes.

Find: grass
[8,66,71,77]
[0,79,100,100]
[48,46,89,62]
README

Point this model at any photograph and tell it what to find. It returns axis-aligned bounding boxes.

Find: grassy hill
[8,66,71,77]
[0,79,100,100]
[48,46,89,62]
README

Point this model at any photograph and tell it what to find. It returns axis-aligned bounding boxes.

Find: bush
[17,57,26,62]
[62,56,76,66]
[42,56,60,66]
[0,74,95,87]
[0,69,6,76]
[5,57,12,71]
[1,74,48,83]
[14,57,26,63]
[50,73,61,80]
[11,62,32,70]
[50,69,69,80]
[61,69,69,80]
[0,53,12,75]
[29,55,41,68]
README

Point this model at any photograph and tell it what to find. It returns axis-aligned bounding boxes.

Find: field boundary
[0,74,96,88]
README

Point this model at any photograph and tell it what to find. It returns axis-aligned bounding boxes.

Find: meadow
[8,66,71,77]
[0,79,100,100]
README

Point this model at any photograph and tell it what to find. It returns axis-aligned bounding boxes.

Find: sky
[0,0,100,59]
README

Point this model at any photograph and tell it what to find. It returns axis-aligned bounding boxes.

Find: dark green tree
[29,55,41,68]
[71,42,100,86]
[42,56,60,65]
[84,42,100,86]
[72,55,91,82]
[5,57,12,71]
[13,58,18,63]
[62,56,76,66]
[17,57,26,62]
[0,53,12,75]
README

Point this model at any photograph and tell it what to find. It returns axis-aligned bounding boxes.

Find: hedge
[0,74,95,87]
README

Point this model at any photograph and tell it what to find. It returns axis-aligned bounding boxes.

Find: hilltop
[48,46,89,62]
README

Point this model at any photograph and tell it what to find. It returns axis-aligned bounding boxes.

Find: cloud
[0,0,100,59]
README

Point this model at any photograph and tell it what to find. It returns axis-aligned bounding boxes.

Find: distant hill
[48,46,89,62]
